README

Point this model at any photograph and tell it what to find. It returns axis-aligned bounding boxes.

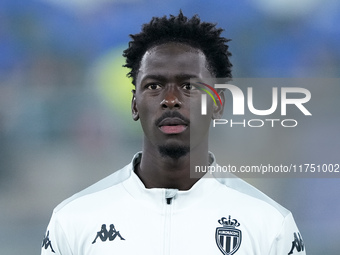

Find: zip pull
[166,197,172,205]
[165,189,178,205]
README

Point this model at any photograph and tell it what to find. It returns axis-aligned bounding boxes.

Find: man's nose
[160,86,182,109]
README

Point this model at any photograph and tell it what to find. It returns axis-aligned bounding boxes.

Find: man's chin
[158,144,190,160]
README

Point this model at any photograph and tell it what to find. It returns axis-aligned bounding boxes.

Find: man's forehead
[134,42,213,86]
[145,42,203,55]
[139,43,207,70]
[140,43,205,66]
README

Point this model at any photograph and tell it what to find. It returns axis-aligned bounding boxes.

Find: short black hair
[123,11,232,85]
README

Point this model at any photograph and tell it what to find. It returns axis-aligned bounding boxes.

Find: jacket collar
[122,152,222,211]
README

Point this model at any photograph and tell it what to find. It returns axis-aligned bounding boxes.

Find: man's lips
[158,117,188,134]
[159,125,187,134]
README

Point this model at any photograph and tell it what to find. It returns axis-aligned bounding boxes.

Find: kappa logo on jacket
[92,224,125,244]
[288,232,304,254]
[215,216,242,255]
[42,231,55,253]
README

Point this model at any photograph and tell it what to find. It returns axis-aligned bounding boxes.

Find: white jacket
[42,152,306,255]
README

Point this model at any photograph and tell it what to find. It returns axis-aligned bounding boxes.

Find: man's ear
[212,90,225,119]
[131,89,139,121]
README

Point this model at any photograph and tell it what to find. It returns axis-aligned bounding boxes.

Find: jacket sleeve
[268,212,306,255]
[41,212,73,255]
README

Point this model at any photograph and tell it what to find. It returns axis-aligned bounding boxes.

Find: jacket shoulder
[216,175,290,218]
[54,163,131,213]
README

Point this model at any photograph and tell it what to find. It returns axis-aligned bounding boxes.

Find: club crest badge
[215,216,242,255]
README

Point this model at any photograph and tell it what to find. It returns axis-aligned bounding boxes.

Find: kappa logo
[92,224,125,244]
[215,216,242,255]
[42,231,55,253]
[288,232,305,254]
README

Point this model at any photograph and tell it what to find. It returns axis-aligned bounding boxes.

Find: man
[42,12,305,255]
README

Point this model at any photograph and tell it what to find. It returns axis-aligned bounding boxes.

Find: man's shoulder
[53,162,132,214]
[215,175,291,218]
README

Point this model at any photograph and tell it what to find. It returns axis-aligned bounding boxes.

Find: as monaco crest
[215,216,242,255]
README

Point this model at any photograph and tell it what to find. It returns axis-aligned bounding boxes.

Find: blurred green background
[0,0,339,254]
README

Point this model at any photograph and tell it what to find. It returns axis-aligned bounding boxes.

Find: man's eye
[182,83,195,90]
[147,84,161,90]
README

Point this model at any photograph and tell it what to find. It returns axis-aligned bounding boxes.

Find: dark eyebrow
[141,74,166,83]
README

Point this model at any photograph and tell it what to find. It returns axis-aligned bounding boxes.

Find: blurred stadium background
[0,0,339,254]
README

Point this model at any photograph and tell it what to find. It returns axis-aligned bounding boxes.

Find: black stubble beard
[158,145,190,160]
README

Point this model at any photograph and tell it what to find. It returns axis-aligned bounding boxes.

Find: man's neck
[135,143,209,190]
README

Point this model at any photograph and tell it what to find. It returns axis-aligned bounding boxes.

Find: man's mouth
[158,117,188,134]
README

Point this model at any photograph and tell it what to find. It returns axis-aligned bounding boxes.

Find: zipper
[163,189,177,255]
[166,197,172,204]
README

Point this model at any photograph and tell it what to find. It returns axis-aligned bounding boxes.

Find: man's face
[132,42,221,158]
